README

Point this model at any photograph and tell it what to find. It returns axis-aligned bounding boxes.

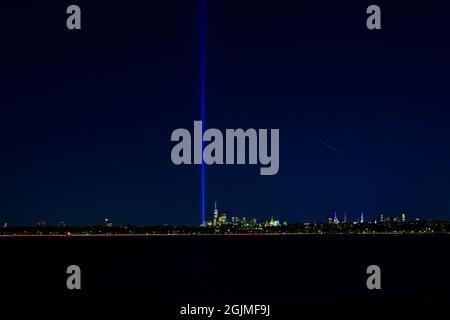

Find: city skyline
[1,200,445,227]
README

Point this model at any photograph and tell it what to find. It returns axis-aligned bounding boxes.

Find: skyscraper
[333,211,339,224]
[213,201,218,226]
[218,213,227,225]
[360,212,364,223]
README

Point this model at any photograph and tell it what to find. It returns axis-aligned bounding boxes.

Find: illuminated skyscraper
[360,212,364,223]
[36,220,46,227]
[380,213,384,222]
[213,201,218,226]
[333,211,339,224]
[218,213,227,225]
[58,221,68,228]
[401,213,406,222]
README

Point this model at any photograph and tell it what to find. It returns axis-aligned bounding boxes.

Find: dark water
[1,235,449,302]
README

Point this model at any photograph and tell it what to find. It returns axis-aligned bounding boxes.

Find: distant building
[36,220,46,227]
[333,212,339,224]
[360,212,364,223]
[266,216,280,227]
[2,222,7,228]
[379,213,384,222]
[58,221,68,228]
[213,201,219,226]
[218,213,227,225]
[104,219,113,228]
[401,213,406,222]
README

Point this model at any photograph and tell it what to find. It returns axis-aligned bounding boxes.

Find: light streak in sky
[317,139,341,155]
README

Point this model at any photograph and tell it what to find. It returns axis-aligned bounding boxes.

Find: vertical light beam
[200,0,207,225]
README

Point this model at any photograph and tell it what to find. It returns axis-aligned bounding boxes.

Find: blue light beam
[200,0,207,225]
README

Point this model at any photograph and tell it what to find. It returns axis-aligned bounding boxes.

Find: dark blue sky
[1,0,449,226]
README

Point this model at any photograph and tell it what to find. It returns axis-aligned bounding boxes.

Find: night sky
[1,1,449,226]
